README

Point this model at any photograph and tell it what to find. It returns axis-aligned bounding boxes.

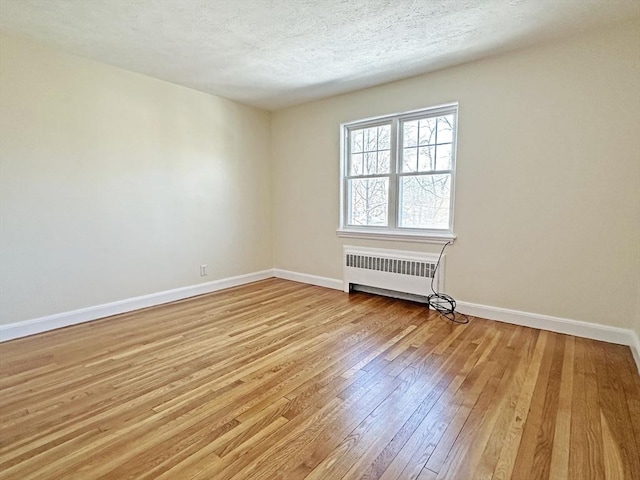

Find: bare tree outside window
[398,115,454,229]
[347,125,391,226]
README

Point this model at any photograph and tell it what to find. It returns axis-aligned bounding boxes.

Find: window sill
[336,228,456,245]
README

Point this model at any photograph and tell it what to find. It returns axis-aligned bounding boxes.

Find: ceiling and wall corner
[0,0,638,110]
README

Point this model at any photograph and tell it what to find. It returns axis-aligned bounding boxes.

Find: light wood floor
[1,279,639,480]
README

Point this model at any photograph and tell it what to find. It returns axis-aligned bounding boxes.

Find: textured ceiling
[1,0,638,110]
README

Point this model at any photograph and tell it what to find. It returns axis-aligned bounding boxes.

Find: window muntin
[342,104,457,236]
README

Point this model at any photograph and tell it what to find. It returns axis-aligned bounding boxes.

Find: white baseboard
[272,271,640,374]
[0,269,274,342]
[455,301,640,374]
[455,301,633,345]
[273,269,343,291]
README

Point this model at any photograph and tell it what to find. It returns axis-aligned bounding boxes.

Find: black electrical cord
[427,241,470,324]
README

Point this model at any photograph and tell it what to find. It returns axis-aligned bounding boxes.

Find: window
[338,103,458,243]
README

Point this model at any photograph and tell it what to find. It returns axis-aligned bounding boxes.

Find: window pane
[418,146,435,171]
[348,178,389,226]
[378,150,390,173]
[403,120,418,147]
[350,153,363,175]
[435,144,452,171]
[399,174,451,229]
[419,118,437,145]
[364,128,377,151]
[402,147,418,172]
[437,115,454,143]
[378,125,390,149]
[351,130,363,153]
[365,152,377,174]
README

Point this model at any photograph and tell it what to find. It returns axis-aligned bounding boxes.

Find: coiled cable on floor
[427,241,470,324]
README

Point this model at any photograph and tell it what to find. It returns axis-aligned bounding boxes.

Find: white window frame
[337,103,458,244]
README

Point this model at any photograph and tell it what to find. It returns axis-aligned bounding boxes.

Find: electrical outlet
[200,264,207,276]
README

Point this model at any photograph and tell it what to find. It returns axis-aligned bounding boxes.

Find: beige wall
[272,21,640,334]
[0,34,273,324]
[2,21,639,338]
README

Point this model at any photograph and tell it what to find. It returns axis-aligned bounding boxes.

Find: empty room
[0,1,639,479]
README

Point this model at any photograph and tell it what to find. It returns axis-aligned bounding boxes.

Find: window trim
[338,103,459,244]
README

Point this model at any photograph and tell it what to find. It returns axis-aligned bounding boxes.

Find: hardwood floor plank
[509,330,556,480]
[548,335,575,480]
[473,326,542,480]
[593,340,640,479]
[611,344,640,456]
[529,334,566,480]
[582,339,606,479]
[568,337,591,480]
[0,279,638,480]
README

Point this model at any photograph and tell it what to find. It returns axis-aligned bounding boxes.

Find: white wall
[0,34,273,325]
[271,20,640,336]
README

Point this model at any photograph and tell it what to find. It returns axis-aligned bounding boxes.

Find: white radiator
[343,246,445,299]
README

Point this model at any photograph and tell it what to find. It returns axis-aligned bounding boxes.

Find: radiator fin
[345,253,436,278]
